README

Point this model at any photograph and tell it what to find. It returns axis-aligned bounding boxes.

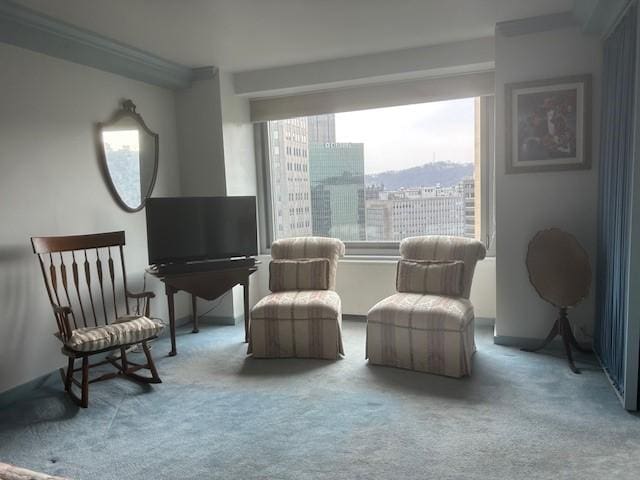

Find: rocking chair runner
[31,231,164,408]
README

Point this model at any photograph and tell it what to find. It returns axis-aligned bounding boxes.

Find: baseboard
[202,314,243,326]
[475,317,495,327]
[343,314,366,322]
[171,314,241,328]
[343,315,495,325]
[0,370,61,409]
[493,335,548,349]
[497,334,591,352]
[173,315,193,328]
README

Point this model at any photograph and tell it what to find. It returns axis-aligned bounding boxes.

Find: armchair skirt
[249,290,344,360]
[366,293,476,377]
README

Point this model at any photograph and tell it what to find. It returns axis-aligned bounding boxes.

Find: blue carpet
[1,321,639,479]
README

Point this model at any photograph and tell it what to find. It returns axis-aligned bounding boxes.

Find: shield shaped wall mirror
[97,100,159,212]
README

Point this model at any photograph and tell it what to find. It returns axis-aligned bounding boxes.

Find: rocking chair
[32,231,164,408]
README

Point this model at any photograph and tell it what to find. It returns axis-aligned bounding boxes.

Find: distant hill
[365,161,473,190]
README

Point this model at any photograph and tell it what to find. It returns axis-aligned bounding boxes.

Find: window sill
[340,253,496,263]
[341,255,399,264]
[261,249,496,262]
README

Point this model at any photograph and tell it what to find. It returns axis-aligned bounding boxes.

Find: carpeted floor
[0,320,639,480]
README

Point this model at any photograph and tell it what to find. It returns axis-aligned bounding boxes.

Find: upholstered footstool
[249,290,344,360]
[366,293,476,377]
[0,462,71,480]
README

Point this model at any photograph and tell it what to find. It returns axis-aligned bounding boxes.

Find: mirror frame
[96,99,159,213]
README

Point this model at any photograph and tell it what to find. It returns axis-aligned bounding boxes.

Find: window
[259,98,494,254]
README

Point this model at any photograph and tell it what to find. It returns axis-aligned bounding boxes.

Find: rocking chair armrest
[126,290,155,317]
[52,305,73,341]
[126,290,156,299]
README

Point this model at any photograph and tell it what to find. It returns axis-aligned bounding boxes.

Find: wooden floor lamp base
[522,307,592,373]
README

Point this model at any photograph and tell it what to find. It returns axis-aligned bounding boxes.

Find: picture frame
[505,74,591,174]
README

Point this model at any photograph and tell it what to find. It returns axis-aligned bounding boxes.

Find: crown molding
[495,2,632,39]
[495,11,578,37]
[572,0,631,35]
[191,66,218,82]
[0,0,214,89]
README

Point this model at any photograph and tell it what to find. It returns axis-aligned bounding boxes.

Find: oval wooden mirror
[97,100,159,212]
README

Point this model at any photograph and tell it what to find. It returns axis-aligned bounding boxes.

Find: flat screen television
[145,196,257,265]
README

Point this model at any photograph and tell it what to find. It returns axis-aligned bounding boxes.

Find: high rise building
[268,118,312,238]
[365,199,392,241]
[309,143,366,241]
[307,114,336,144]
[462,177,475,238]
[365,181,471,241]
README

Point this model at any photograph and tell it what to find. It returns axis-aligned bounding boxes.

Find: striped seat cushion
[396,260,465,297]
[367,293,474,331]
[269,258,330,292]
[64,316,164,352]
[251,290,341,321]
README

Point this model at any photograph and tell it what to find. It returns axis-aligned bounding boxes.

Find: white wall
[494,27,601,342]
[0,43,185,393]
[175,74,227,197]
[219,71,258,320]
[220,72,257,197]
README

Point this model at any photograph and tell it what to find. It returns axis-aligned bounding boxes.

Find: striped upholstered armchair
[248,237,346,359]
[366,236,486,377]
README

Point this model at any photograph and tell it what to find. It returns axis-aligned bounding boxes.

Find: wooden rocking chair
[31,231,164,408]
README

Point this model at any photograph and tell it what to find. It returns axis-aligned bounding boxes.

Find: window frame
[255,96,495,257]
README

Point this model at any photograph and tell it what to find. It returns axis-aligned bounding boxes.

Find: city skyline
[268,105,477,242]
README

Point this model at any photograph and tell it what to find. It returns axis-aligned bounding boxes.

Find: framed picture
[506,74,591,174]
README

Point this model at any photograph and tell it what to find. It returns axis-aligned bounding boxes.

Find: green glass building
[309,143,365,241]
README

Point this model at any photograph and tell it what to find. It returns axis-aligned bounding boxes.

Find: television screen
[145,196,257,265]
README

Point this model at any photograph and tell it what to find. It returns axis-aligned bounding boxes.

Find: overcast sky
[335,97,475,174]
[102,129,139,151]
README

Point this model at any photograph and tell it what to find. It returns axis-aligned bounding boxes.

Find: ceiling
[14,0,574,72]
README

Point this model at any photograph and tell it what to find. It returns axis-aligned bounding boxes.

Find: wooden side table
[148,264,257,356]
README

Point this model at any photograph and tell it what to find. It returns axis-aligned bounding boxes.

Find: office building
[309,142,366,241]
[267,118,312,238]
[307,114,336,144]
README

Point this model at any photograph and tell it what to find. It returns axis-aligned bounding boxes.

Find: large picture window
[259,96,494,254]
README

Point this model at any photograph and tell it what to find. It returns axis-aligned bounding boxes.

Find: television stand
[146,258,258,356]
